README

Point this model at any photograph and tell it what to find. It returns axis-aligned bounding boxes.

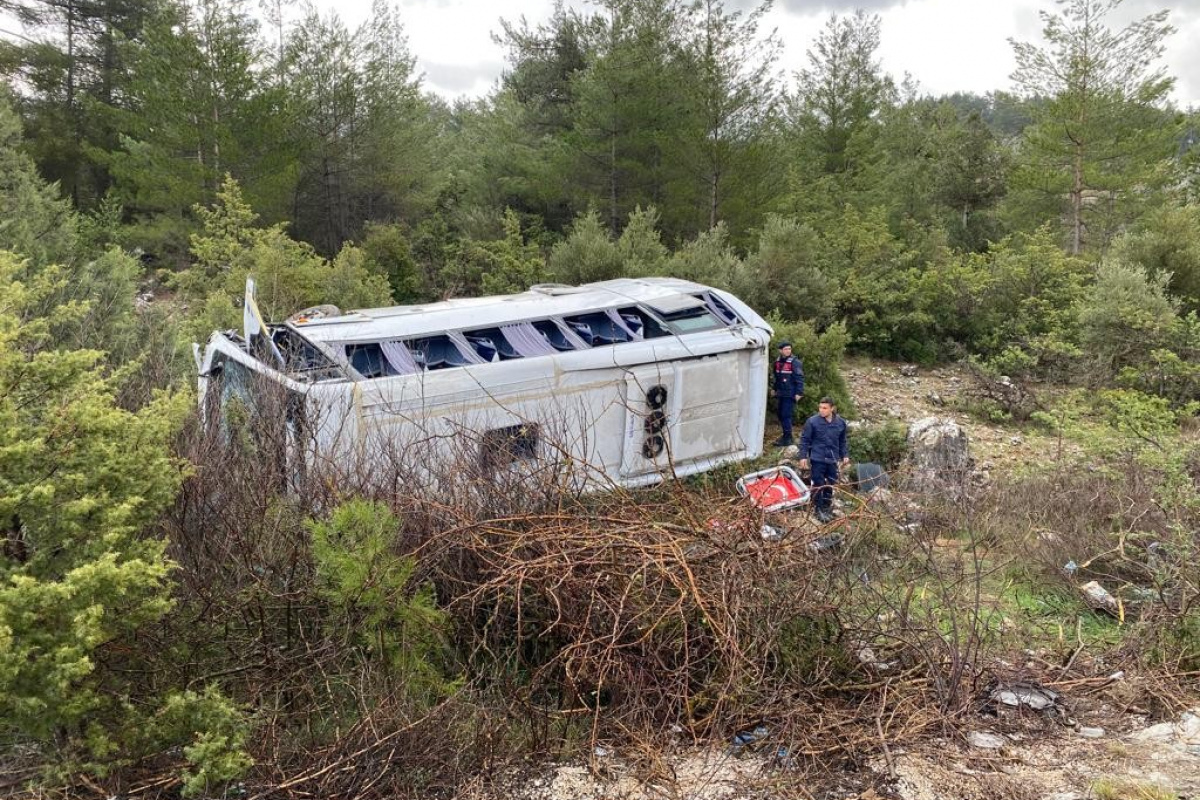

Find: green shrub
[155,688,253,798]
[849,421,909,468]
[764,312,854,418]
[309,500,457,703]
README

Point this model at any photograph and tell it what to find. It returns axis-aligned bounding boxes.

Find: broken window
[482,423,540,471]
[657,305,725,334]
[500,322,559,356]
[532,319,588,351]
[463,324,559,360]
[563,311,635,346]
[407,334,486,370]
[271,327,344,382]
[697,292,741,326]
[379,341,420,375]
[616,306,670,339]
[347,343,395,378]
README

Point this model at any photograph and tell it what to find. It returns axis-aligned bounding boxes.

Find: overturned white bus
[196,278,773,489]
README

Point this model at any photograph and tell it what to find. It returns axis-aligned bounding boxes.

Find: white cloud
[314,0,1199,106]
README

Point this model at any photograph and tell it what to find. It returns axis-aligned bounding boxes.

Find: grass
[1092,778,1178,800]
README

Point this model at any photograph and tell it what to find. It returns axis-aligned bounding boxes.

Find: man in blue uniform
[772,341,804,447]
[800,396,849,523]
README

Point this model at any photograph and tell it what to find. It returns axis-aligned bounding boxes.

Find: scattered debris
[855,646,895,672]
[808,533,844,554]
[737,466,810,512]
[990,682,1061,712]
[967,730,1006,749]
[759,524,784,541]
[926,391,945,407]
[287,303,342,322]
[729,725,770,757]
[1075,726,1105,738]
[855,462,890,491]
[779,444,800,461]
[899,364,919,377]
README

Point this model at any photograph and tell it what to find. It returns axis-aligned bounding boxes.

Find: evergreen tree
[568,0,693,235]
[1009,0,1179,254]
[788,9,893,199]
[2,0,156,205]
[283,2,439,254]
[674,0,782,238]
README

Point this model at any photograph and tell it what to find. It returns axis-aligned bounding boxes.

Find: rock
[899,364,919,377]
[886,406,904,419]
[1136,721,1179,742]
[779,444,800,460]
[967,730,1006,749]
[1133,709,1200,747]
[1080,580,1120,617]
[904,417,974,498]
[991,683,1061,711]
[867,487,892,505]
[927,391,945,407]
[1009,435,1024,445]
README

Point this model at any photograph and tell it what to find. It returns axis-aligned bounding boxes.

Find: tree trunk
[1071,143,1084,255]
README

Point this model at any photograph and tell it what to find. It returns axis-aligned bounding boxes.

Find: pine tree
[1009,0,1179,254]
[675,0,782,237]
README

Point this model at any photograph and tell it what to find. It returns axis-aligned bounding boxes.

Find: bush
[309,499,457,701]
[849,421,909,468]
[734,214,835,326]
[1078,259,1179,383]
[764,312,854,418]
[0,251,196,777]
[547,210,624,284]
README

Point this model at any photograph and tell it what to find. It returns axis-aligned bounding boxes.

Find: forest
[2,0,1200,797]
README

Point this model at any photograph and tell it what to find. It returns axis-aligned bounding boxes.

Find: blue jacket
[773,355,804,397]
[800,413,848,463]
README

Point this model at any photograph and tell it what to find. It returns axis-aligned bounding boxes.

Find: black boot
[771,435,793,447]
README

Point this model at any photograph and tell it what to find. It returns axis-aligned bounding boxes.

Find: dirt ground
[838,359,1073,473]
[465,700,1200,800]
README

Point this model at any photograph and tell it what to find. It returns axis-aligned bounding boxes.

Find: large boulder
[904,417,973,498]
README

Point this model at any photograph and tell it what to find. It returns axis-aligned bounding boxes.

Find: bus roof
[290,277,733,345]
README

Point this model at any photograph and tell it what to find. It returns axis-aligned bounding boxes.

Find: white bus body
[197,278,773,489]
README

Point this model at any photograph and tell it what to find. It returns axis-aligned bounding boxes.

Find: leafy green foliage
[155,688,253,798]
[0,251,249,782]
[734,214,835,326]
[848,422,909,469]
[177,176,392,333]
[764,313,853,418]
[309,500,457,700]
[1078,259,1179,381]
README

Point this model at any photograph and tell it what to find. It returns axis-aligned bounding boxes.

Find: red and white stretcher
[736,465,811,513]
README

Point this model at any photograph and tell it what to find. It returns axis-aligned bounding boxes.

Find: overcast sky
[312,0,1200,108]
